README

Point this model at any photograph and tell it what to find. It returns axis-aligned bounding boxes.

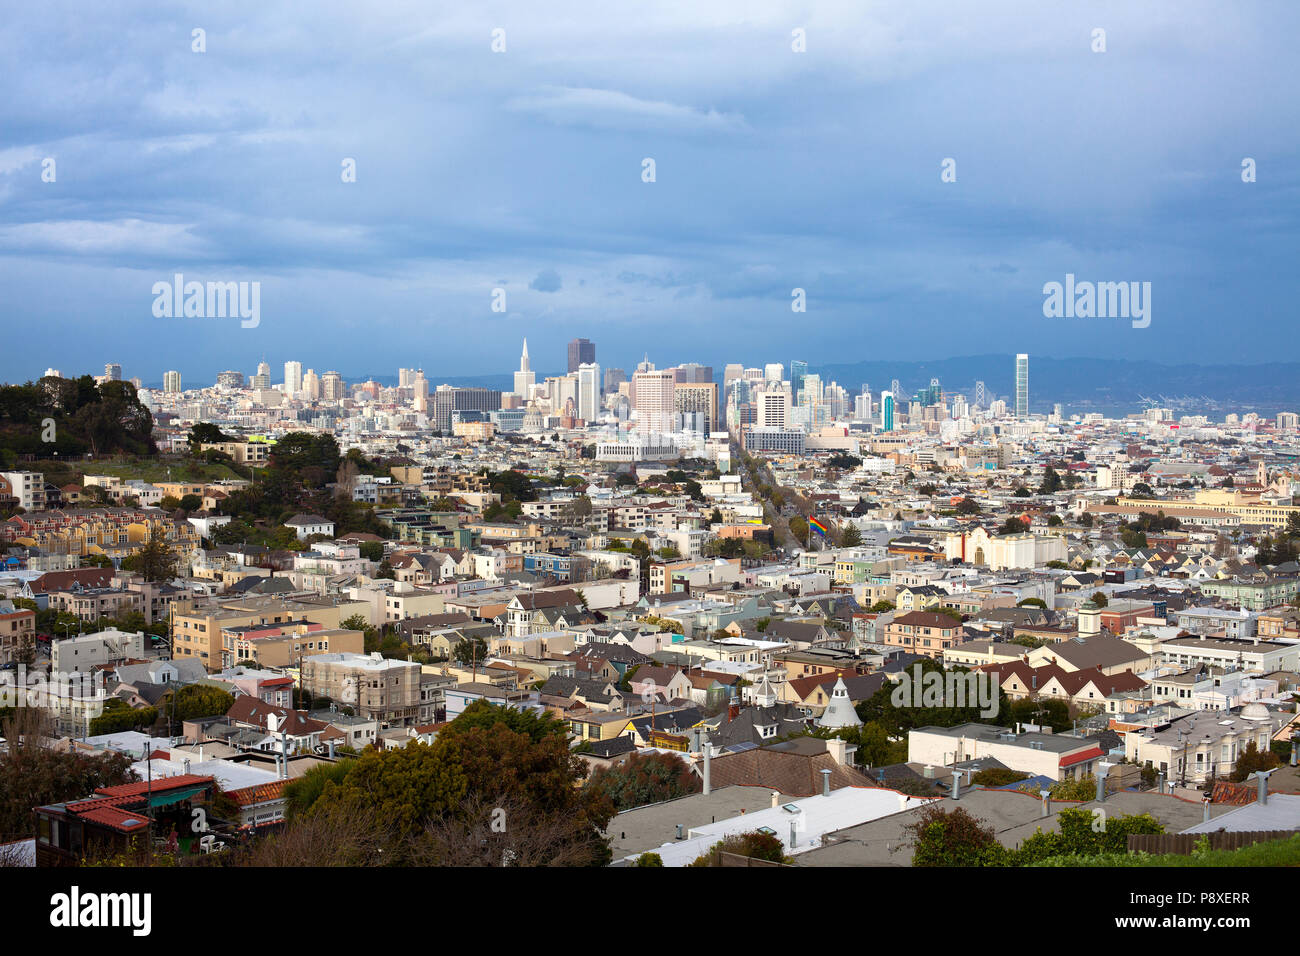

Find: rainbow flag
[808,517,829,537]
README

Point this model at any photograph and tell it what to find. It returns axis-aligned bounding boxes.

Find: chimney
[1039,789,1051,818]
[1254,769,1272,805]
[675,823,684,840]
[820,767,832,797]
[771,790,779,808]
[950,769,962,801]
[702,734,712,796]
[1202,796,1212,824]
[1157,770,1166,794]
[328,739,336,759]
[183,758,191,775]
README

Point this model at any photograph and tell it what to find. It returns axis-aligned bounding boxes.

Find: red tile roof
[93,774,215,800]
[227,779,288,807]
[78,805,150,833]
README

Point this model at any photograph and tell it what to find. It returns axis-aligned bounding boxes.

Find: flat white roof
[624,786,934,867]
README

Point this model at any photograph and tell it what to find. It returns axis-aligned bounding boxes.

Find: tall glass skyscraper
[790,360,808,395]
[880,391,895,431]
[1015,353,1029,418]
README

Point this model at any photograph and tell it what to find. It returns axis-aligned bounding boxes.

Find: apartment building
[300,652,430,726]
[199,438,274,466]
[1124,705,1286,784]
[909,723,1104,782]
[0,604,36,666]
[883,611,965,660]
[220,620,365,670]
[1155,634,1299,673]
[0,471,46,511]
[170,594,369,672]
[51,627,147,673]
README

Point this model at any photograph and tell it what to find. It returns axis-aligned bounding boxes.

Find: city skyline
[2,2,1298,383]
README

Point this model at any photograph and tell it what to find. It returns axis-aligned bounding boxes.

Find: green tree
[0,711,135,840]
[840,524,862,547]
[970,768,1030,787]
[1120,527,1148,550]
[453,634,490,668]
[905,803,1007,867]
[89,700,158,736]
[187,422,233,450]
[585,751,702,811]
[1230,741,1280,783]
[120,530,179,582]
[162,684,236,724]
[283,760,352,819]
[447,700,567,743]
[1038,467,1064,494]
[999,517,1028,535]
[688,831,791,866]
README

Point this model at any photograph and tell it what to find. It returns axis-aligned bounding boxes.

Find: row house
[883,611,966,660]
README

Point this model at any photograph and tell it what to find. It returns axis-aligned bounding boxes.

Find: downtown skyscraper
[1015,353,1029,419]
[567,338,595,374]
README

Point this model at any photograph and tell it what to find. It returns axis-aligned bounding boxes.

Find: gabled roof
[708,744,871,797]
[226,696,327,737]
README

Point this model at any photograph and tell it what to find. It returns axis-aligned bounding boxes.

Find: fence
[1127,830,1295,855]
[710,850,791,867]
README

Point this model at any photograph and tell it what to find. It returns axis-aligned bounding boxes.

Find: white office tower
[756,382,792,429]
[302,368,321,401]
[546,374,579,417]
[514,339,536,398]
[163,370,182,394]
[577,362,601,422]
[251,361,271,389]
[854,391,873,422]
[801,373,823,408]
[284,361,303,397]
[44,368,62,379]
[398,367,417,388]
[824,382,847,420]
[1015,353,1029,418]
[413,371,428,413]
[632,369,676,433]
[723,364,743,389]
[764,363,784,383]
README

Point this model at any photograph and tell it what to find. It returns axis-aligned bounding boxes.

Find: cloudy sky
[1,0,1296,386]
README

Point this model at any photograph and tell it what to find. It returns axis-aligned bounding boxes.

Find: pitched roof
[892,611,962,629]
[226,696,326,736]
[708,744,871,797]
